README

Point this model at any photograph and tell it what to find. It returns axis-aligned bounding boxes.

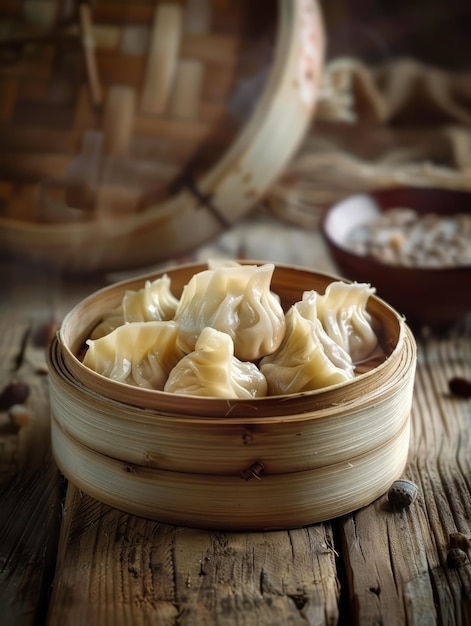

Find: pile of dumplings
[83,261,382,399]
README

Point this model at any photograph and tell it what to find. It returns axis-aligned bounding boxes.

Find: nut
[449,532,471,552]
[9,404,33,429]
[446,547,469,569]
[0,380,30,411]
[387,479,418,510]
[448,377,471,399]
[33,320,59,348]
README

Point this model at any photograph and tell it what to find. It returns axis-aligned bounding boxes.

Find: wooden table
[1,240,471,626]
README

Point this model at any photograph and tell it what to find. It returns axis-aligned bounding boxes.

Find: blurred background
[0,0,470,282]
[323,0,470,69]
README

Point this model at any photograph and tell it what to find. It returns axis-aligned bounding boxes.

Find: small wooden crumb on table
[1,233,470,625]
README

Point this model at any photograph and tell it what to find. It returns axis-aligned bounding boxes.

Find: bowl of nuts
[321,187,471,331]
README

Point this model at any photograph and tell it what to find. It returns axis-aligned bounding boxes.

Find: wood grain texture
[0,263,65,626]
[46,486,340,626]
[0,458,62,626]
[339,329,471,625]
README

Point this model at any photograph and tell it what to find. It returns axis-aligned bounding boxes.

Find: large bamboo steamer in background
[0,0,325,273]
[49,262,417,530]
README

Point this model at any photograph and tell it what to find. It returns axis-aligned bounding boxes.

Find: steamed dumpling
[260,306,354,395]
[83,321,184,389]
[122,274,179,323]
[90,274,179,339]
[315,281,379,364]
[164,327,267,398]
[294,290,357,372]
[173,263,285,361]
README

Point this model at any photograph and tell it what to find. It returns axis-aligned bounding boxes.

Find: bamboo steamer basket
[0,0,324,273]
[49,261,417,530]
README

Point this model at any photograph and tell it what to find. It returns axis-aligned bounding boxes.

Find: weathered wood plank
[0,261,104,626]
[0,457,63,626]
[0,261,62,626]
[339,331,471,625]
[1,262,66,482]
[46,484,340,626]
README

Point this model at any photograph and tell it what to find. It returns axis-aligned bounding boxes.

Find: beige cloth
[267,58,471,229]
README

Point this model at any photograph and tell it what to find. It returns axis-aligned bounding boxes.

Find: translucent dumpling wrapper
[89,307,124,340]
[260,306,355,395]
[314,281,379,364]
[207,258,243,269]
[83,321,184,389]
[173,263,286,361]
[90,274,179,339]
[164,327,268,399]
[294,290,357,372]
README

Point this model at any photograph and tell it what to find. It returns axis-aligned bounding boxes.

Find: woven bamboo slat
[49,262,417,530]
[0,0,325,272]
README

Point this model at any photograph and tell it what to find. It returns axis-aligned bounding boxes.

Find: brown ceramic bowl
[321,187,471,331]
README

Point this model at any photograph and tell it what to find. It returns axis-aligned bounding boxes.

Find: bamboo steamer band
[51,411,411,531]
[49,262,417,530]
[0,0,325,273]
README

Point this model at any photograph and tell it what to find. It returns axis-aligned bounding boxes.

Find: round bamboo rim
[49,261,417,529]
[0,0,325,273]
[57,261,408,417]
